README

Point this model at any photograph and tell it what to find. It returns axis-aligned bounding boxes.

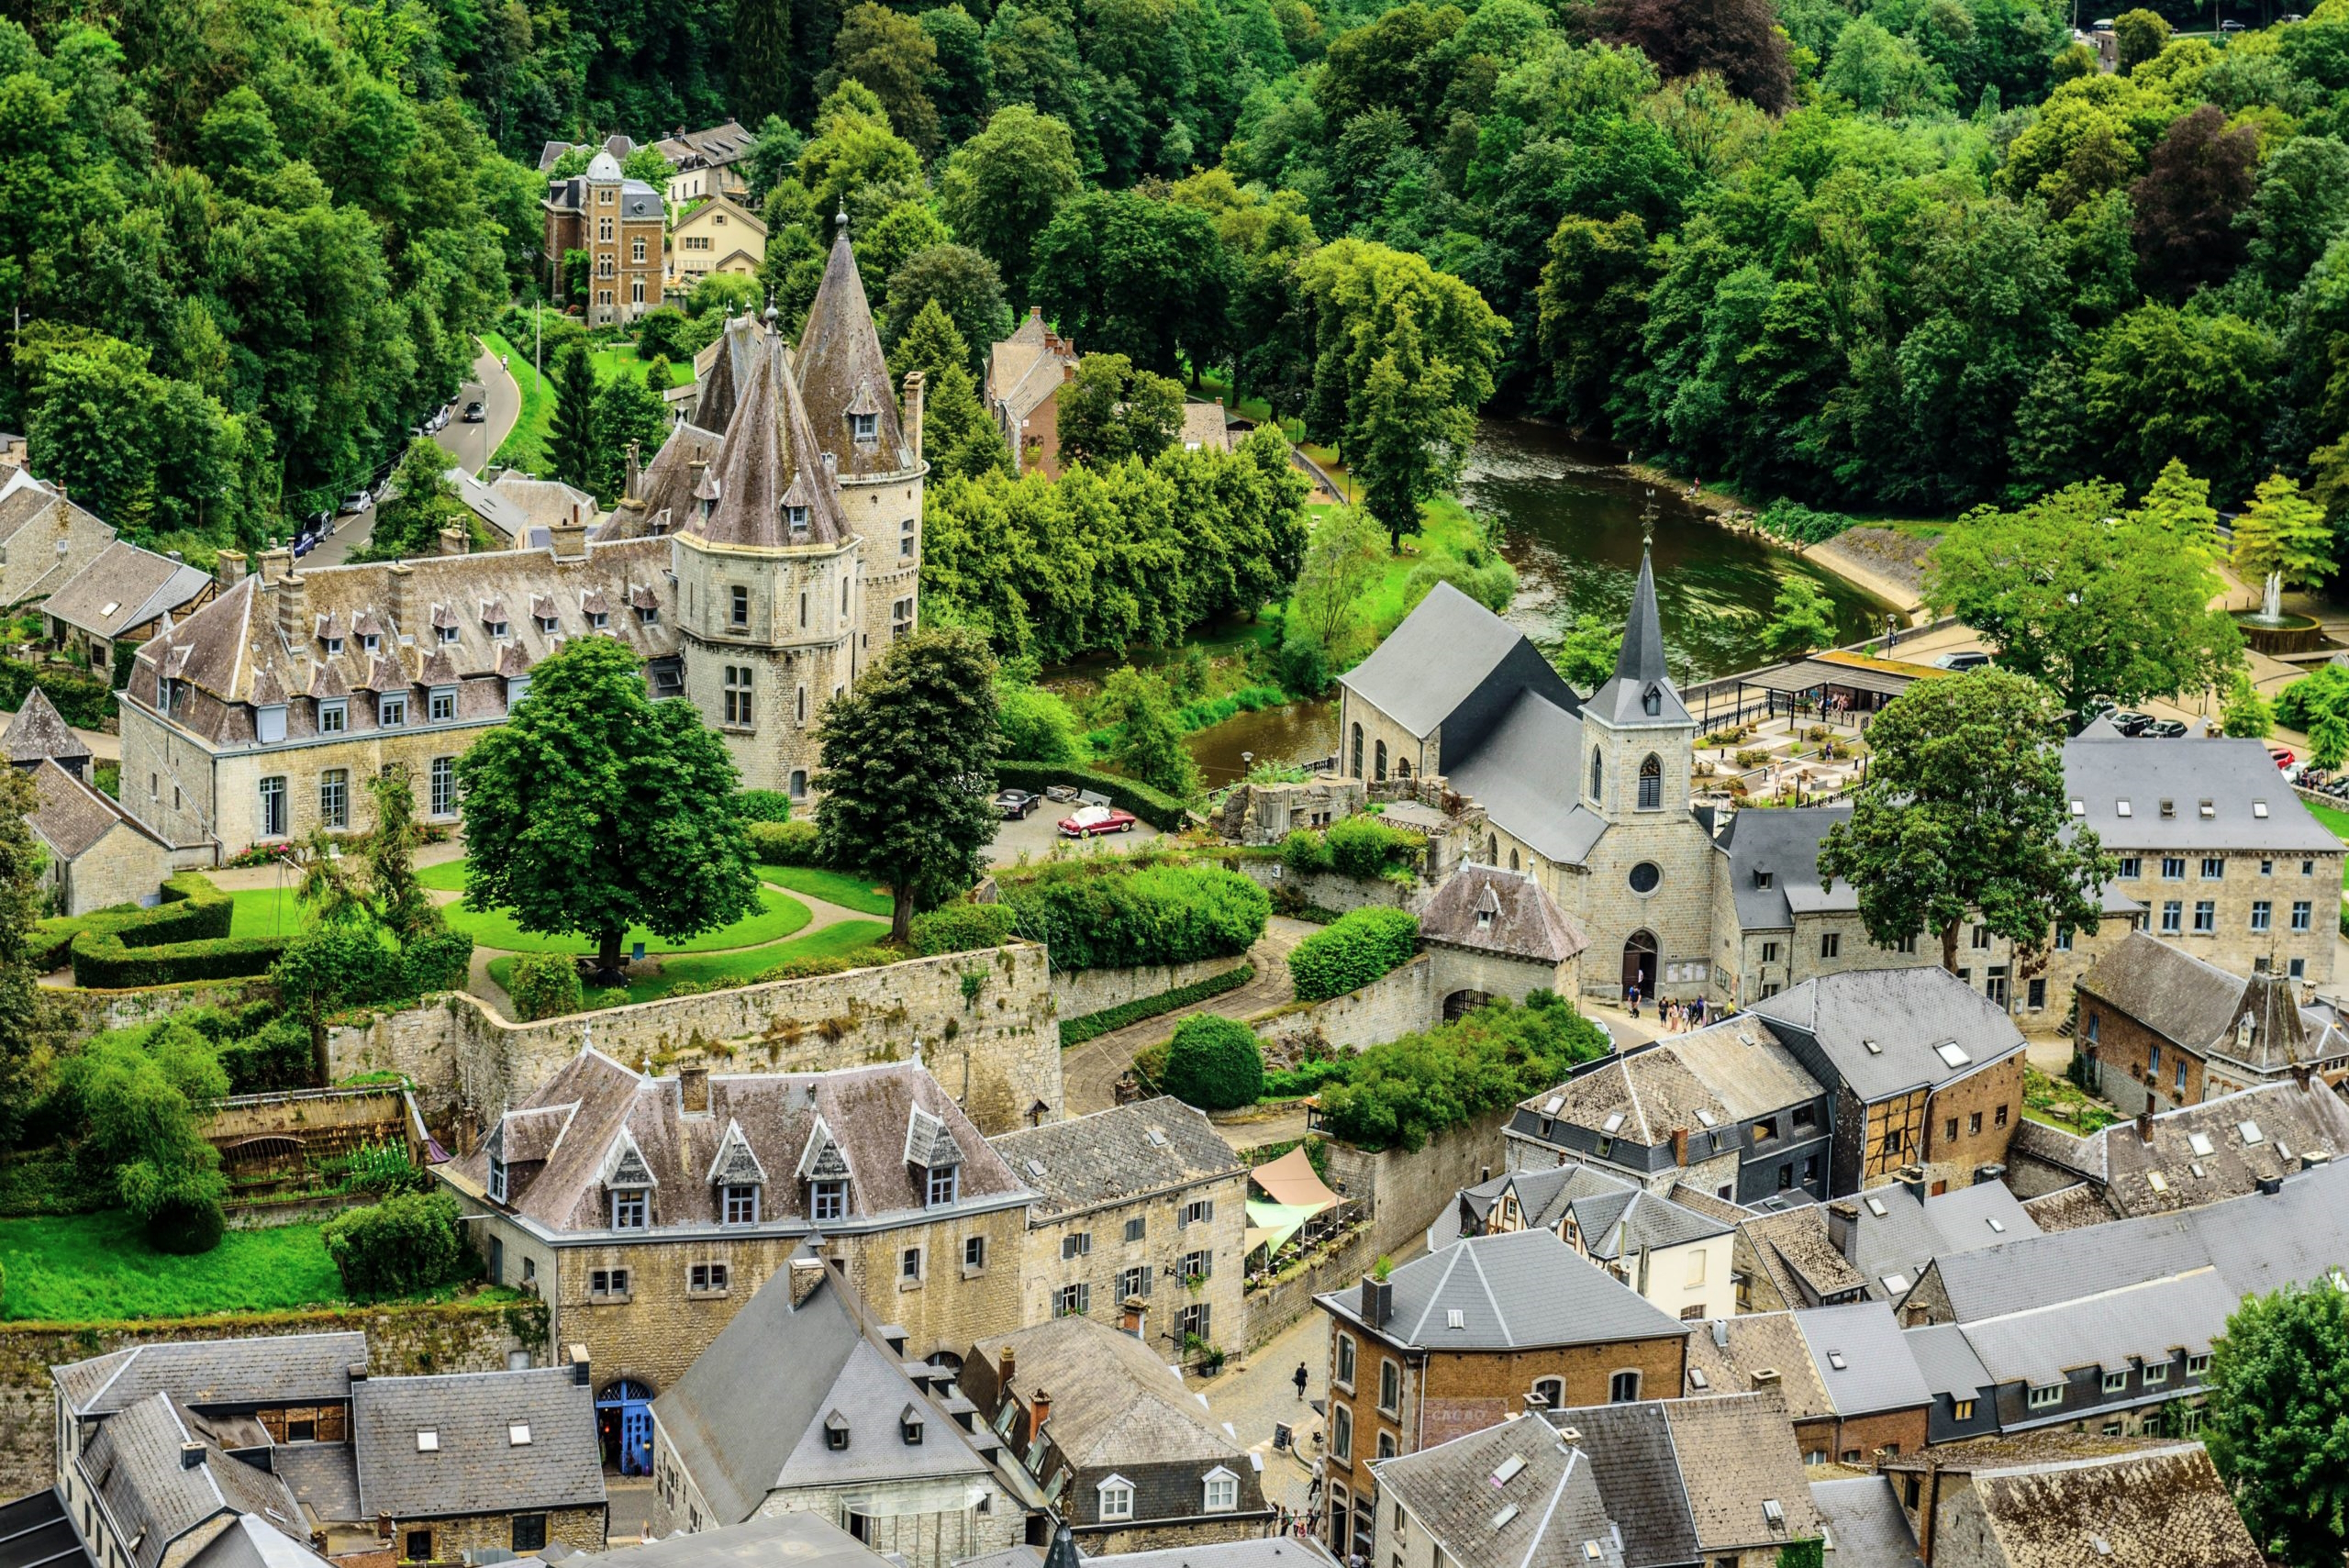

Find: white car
[339,489,373,515]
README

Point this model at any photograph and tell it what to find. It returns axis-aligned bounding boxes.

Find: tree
[562,249,590,308]
[1822,17,1955,117]
[64,1020,229,1252]
[0,767,57,1149]
[2130,106,2257,300]
[2233,473,2335,623]
[2243,135,2349,291]
[2221,672,2274,739]
[815,628,1001,945]
[883,244,1010,361]
[732,0,796,126]
[2316,714,2349,771]
[1820,668,2117,973]
[830,4,941,152]
[1058,354,1184,468]
[1924,479,2242,717]
[888,300,998,469]
[1351,305,1469,551]
[1759,577,1835,659]
[2113,7,2169,73]
[459,637,759,980]
[591,371,671,500]
[937,106,1082,297]
[1032,190,1233,376]
[363,437,468,562]
[1163,1015,1265,1109]
[997,682,1085,762]
[1600,0,1792,111]
[1550,616,1622,690]
[1288,508,1386,670]
[546,346,600,490]
[2203,1279,2349,1567]
[1099,665,1198,799]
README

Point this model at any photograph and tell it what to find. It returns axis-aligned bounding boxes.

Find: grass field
[228,885,311,940]
[415,860,810,952]
[487,918,893,1006]
[1332,494,1486,639]
[2302,800,2349,889]
[756,865,895,917]
[593,344,697,387]
[482,330,554,474]
[0,1212,349,1321]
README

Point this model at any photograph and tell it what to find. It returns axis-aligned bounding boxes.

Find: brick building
[1312,1229,1691,1562]
[1683,1303,1932,1468]
[985,310,1080,477]
[543,150,666,324]
[987,1099,1246,1357]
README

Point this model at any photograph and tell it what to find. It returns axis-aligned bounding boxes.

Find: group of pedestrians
[1621,981,1707,1033]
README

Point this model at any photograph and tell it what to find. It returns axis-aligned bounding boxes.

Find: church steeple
[1587,511,1690,728]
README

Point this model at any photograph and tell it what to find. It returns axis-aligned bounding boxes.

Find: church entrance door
[1621,930,1657,995]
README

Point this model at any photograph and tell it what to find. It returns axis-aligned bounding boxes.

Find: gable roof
[988,1097,1240,1218]
[1680,1312,1833,1418]
[987,309,1077,429]
[352,1367,604,1519]
[1736,1205,1870,1307]
[1788,1302,1932,1418]
[1444,690,1609,864]
[1717,806,1850,931]
[0,1485,99,1568]
[796,224,909,480]
[43,541,212,639]
[1517,1019,1820,1151]
[1807,1477,1920,1568]
[1750,969,2025,1103]
[1838,1179,2041,1300]
[27,757,163,860]
[1439,1164,1731,1258]
[2080,931,2327,1076]
[1321,1229,1690,1351]
[81,1395,306,1568]
[1370,1415,1625,1568]
[2082,1078,2349,1218]
[4,688,90,764]
[1585,547,1690,728]
[54,1333,368,1418]
[1415,865,1588,963]
[1339,582,1542,740]
[1653,1393,1821,1551]
[1942,1440,2261,1568]
[2064,731,2336,852]
[969,1316,1243,1471]
[655,120,758,170]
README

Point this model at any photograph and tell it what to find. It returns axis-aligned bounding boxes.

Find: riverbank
[1616,458,1932,617]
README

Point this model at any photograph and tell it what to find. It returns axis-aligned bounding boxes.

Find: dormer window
[900,1406,925,1446]
[786,505,809,533]
[378,693,407,728]
[320,699,348,734]
[1203,1468,1239,1513]
[362,633,381,652]
[538,615,559,634]
[589,609,609,629]
[906,1105,963,1208]
[1753,870,1774,889]
[722,1184,759,1224]
[611,1189,648,1228]
[325,636,344,656]
[439,624,460,644]
[1642,684,1662,717]
[637,606,659,625]
[488,1151,507,1203]
[824,1412,850,1451]
[488,618,509,638]
[851,413,877,444]
[927,1165,958,1207]
[811,1179,847,1221]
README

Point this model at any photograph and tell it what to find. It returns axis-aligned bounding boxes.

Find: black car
[2144,718,2190,738]
[995,788,1041,820]
[2110,710,2153,737]
[462,400,485,423]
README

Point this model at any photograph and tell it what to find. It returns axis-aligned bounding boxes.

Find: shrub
[144,1188,228,1254]
[1325,814,1423,880]
[218,1016,317,1093]
[1003,862,1269,971]
[73,929,290,987]
[998,684,1087,763]
[507,952,584,1020]
[1280,829,1332,874]
[1755,498,1854,544]
[36,872,236,973]
[750,818,823,865]
[1162,1015,1265,1109]
[1060,964,1253,1047]
[1314,991,1610,1151]
[65,1019,231,1250]
[735,789,794,823]
[1263,1054,1354,1096]
[319,1191,468,1298]
[1288,907,1419,1001]
[910,901,1020,955]
[399,929,476,996]
[749,954,860,983]
[993,762,1190,831]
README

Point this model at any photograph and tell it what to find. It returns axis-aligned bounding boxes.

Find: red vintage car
[1057,804,1139,838]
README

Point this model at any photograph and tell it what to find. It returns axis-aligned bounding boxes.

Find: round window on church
[1628,862,1662,895]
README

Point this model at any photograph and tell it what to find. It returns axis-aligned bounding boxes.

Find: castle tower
[671,316,861,801]
[795,213,927,662]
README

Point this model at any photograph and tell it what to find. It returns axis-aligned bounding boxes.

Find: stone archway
[1621,930,1658,996]
[1444,988,1495,1021]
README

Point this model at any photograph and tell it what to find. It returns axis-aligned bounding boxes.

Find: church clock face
[1629,862,1662,895]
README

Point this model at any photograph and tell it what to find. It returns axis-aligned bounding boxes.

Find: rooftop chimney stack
[439,527,466,557]
[1029,1389,1052,1448]
[1361,1274,1393,1329]
[180,1441,206,1470]
[902,371,925,463]
[216,550,248,586]
[277,571,307,647]
[550,518,589,561]
[384,562,413,636]
[2137,1108,2155,1143]
[680,1062,709,1114]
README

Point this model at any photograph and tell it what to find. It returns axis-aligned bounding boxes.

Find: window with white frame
[1097,1477,1134,1520]
[429,686,456,721]
[319,698,348,733]
[927,1165,958,1206]
[379,692,407,727]
[431,757,457,816]
[319,769,348,828]
[1330,1403,1352,1460]
[1204,1470,1239,1513]
[2027,1383,2065,1409]
[1056,1282,1091,1317]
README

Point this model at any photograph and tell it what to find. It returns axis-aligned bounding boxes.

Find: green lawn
[2303,800,2349,889]
[0,1211,349,1321]
[414,860,811,953]
[1319,494,1484,639]
[593,344,697,387]
[757,865,895,917]
[229,885,312,940]
[483,328,554,474]
[487,918,893,1006]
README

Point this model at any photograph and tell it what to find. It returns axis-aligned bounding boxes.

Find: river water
[1174,419,1895,785]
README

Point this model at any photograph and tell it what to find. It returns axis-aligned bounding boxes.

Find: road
[306,340,520,568]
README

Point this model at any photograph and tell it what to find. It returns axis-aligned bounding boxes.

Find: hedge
[320,1190,468,1298]
[992,762,1190,831]
[72,929,291,988]
[1280,816,1423,881]
[1288,907,1420,1002]
[1059,963,1253,1047]
[911,901,1019,955]
[1003,862,1269,972]
[1163,1014,1264,1109]
[507,952,584,1021]
[34,872,233,972]
[750,818,822,865]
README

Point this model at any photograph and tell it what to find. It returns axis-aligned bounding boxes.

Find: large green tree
[362,437,471,562]
[1057,353,1184,469]
[2232,473,2334,622]
[1923,476,2241,717]
[1351,305,1472,550]
[883,244,1011,361]
[459,638,759,980]
[546,347,601,492]
[936,106,1082,297]
[1819,667,2117,973]
[814,628,1002,946]
[1032,189,1233,376]
[2204,1279,2349,1567]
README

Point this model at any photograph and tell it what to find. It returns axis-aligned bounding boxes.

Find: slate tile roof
[27,757,164,860]
[987,310,1078,433]
[352,1366,604,1520]
[1807,1477,1920,1568]
[0,1485,98,1568]
[1319,1229,1691,1352]
[1681,1313,1833,1418]
[1077,1541,1341,1568]
[654,120,757,171]
[82,1394,306,1568]
[1584,548,1690,729]
[1891,1438,2262,1568]
[3,688,90,764]
[1518,1018,1820,1150]
[795,227,910,481]
[54,1332,368,1418]
[1838,1180,2041,1300]
[2087,1079,2349,1218]
[1654,1393,1820,1552]
[1415,866,1587,963]
[44,541,212,639]
[1738,1204,1869,1307]
[2065,732,2336,853]
[988,1097,1240,1219]
[1370,1415,1625,1568]
[1340,582,1553,740]
[1789,1302,1933,1418]
[1751,969,2026,1104]
[1437,1164,1731,1260]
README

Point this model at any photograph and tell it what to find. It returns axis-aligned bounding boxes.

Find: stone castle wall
[1257,956,1437,1056]
[1052,956,1247,1022]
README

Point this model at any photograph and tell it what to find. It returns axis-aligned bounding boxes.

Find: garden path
[1061,917,1315,1116]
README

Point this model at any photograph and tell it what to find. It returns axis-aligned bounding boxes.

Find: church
[117,220,923,857]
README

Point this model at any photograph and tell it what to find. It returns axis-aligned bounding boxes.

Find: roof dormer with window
[906,1105,962,1207]
[798,1114,852,1222]
[601,1127,657,1229]
[708,1118,767,1224]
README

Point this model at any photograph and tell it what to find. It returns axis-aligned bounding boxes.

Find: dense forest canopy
[12,0,2349,556]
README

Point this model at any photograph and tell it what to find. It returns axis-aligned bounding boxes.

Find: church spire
[1611,543,1669,693]
[1589,497,1690,728]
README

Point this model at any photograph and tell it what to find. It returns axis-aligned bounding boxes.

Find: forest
[9,0,2349,557]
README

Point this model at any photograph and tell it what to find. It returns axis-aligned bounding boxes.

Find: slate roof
[1518,1019,1820,1150]
[43,541,212,638]
[1838,1180,2041,1300]
[27,757,164,860]
[1681,1313,1833,1418]
[1179,402,1233,453]
[1807,1477,1920,1568]
[1320,1229,1691,1351]
[1584,548,1691,728]
[1080,1541,1341,1568]
[1957,1268,2234,1392]
[0,1485,97,1568]
[2064,731,2337,852]
[1339,582,1542,740]
[81,1394,306,1568]
[1789,1302,1933,1418]
[1438,1164,1730,1259]
[271,1443,360,1525]
[1716,806,1850,931]
[967,1316,1246,1473]
[1531,1403,1694,1568]
[1443,691,1609,864]
[988,1097,1240,1219]
[1737,1204,1870,1307]
[54,1332,367,1418]
[1370,1416,1625,1568]
[1899,1323,1992,1401]
[682,322,855,551]
[352,1366,604,1520]
[986,310,1078,432]
[1415,865,1587,963]
[1654,1393,1820,1551]
[654,120,757,170]
[452,1051,1026,1236]
[1750,969,2025,1103]
[183,1514,330,1568]
[3,688,89,764]
[2088,1078,2349,1218]
[573,1516,883,1568]
[1901,1439,2262,1568]
[796,224,911,480]
[2080,931,2339,1078]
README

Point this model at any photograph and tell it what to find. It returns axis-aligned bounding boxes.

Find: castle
[118,221,922,855]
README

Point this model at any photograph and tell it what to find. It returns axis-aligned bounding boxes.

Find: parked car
[1933,651,1993,671]
[1058,804,1139,838]
[995,788,1041,820]
[2089,15,2115,27]
[2144,718,2190,738]
[2271,747,2299,775]
[2110,710,2153,736]
[2218,17,2245,30]
[339,489,373,515]
[463,400,485,423]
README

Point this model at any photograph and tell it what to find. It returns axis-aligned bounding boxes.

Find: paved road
[307,341,519,568]
[1061,917,1315,1115]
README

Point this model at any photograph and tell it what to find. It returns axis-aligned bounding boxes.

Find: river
[1174,419,1896,785]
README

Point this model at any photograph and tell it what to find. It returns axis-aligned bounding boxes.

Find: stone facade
[1211,780,1364,846]
[44,814,173,917]
[1255,956,1438,1057]
[326,942,1062,1137]
[542,153,666,323]
[0,473,113,610]
[392,1504,606,1562]
[1424,944,1577,1012]
[1010,1173,1248,1355]
[749,1481,1028,1568]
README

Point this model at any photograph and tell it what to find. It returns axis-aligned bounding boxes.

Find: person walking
[1294,1362,1309,1400]
[1626,980,1641,1018]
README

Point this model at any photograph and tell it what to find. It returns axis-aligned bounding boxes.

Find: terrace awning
[1252,1145,1341,1212]
[1245,1199,1327,1260]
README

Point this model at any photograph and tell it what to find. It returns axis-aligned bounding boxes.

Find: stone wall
[1256,956,1437,1056]
[1238,863,1412,917]
[0,1297,540,1495]
[1243,1220,1378,1351]
[1052,956,1246,1024]
[1319,1108,1512,1262]
[327,942,1062,1138]
[53,978,277,1038]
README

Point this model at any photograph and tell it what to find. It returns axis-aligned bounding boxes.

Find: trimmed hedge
[749,818,823,864]
[34,872,233,972]
[1003,862,1269,972]
[1288,907,1420,1002]
[320,1190,468,1298]
[993,762,1190,831]
[72,929,290,988]
[1163,1014,1265,1109]
[1059,963,1253,1047]
[736,789,793,823]
[911,901,1019,955]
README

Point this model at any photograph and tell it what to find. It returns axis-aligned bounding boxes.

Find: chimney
[1523,1388,1548,1414]
[550,518,589,561]
[1826,1200,1859,1263]
[680,1062,709,1114]
[568,1345,592,1387]
[2291,1062,2314,1092]
[625,441,644,503]
[277,571,307,645]
[1751,1367,1781,1390]
[1896,1165,1928,1203]
[438,527,466,557]
[1360,1274,1393,1329]
[1119,1295,1147,1340]
[1028,1388,1052,1448]
[999,1345,1016,1388]
[2257,1176,2285,1195]
[902,370,925,461]
[217,550,248,586]
[181,1441,206,1470]
[258,547,293,584]
[789,1256,827,1307]
[347,1362,370,1385]
[2136,1107,2155,1143]
[2302,1151,2332,1170]
[1711,1319,1730,1350]
[1671,1127,1688,1167]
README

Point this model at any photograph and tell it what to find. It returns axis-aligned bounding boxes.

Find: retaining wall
[327,942,1062,1139]
[1051,956,1244,1023]
[1255,956,1438,1055]
[1319,1107,1513,1261]
[53,979,276,1039]
[1238,863,1413,917]
[1244,1222,1379,1351]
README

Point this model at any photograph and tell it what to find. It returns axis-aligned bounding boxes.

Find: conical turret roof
[1587,545,1691,727]
[796,217,909,479]
[684,328,852,550]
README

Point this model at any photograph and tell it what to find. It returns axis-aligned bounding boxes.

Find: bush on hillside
[507,952,584,1021]
[910,901,1019,955]
[1002,862,1268,971]
[1163,1015,1265,1110]
[1288,907,1420,1001]
[998,684,1087,763]
[320,1191,468,1298]
[1315,991,1609,1151]
[736,789,794,823]
[1756,499,1854,545]
[1325,814,1424,879]
[142,1187,228,1254]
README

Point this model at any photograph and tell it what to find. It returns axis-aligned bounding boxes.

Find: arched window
[789,769,808,798]
[1642,684,1663,717]
[1589,747,1604,803]
[1351,724,1364,779]
[1397,757,1411,780]
[1609,1370,1642,1403]
[1531,1378,1564,1412]
[1638,754,1663,810]
[1487,833,1499,864]
[1508,848,1520,872]
[1374,740,1387,783]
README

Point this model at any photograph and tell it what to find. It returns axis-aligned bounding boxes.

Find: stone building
[654,121,759,206]
[1876,1436,2261,1568]
[52,1334,370,1473]
[987,1099,1246,1356]
[1433,1164,1733,1324]
[0,469,114,609]
[1413,865,1587,1012]
[985,310,1080,477]
[438,1051,1034,1430]
[1312,1229,1691,1563]
[51,1391,322,1568]
[42,541,215,675]
[543,150,666,323]
[5,688,91,777]
[117,227,919,854]
[646,1253,1044,1566]
[1682,1304,1932,1467]
[27,756,175,916]
[959,1317,1274,1553]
